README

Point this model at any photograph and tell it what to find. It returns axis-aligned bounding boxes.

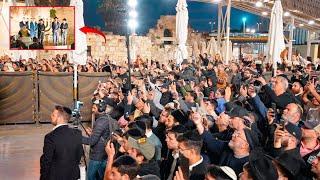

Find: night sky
[83,0,269,35]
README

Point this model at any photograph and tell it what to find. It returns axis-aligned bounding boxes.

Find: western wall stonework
[37,15,207,65]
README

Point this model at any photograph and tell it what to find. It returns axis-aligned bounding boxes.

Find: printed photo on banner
[9,6,75,50]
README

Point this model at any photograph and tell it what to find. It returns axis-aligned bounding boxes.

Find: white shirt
[145,130,153,138]
[52,123,68,131]
[189,156,203,172]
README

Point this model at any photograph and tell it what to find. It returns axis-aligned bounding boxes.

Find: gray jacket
[82,114,111,161]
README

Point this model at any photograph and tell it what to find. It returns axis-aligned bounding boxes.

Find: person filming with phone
[82,99,119,180]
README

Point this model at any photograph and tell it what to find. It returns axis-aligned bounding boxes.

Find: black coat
[202,131,249,175]
[160,150,179,180]
[160,91,173,106]
[82,114,112,161]
[179,66,194,80]
[262,85,300,110]
[40,125,83,180]
[139,160,161,178]
[189,160,207,180]
[60,22,68,30]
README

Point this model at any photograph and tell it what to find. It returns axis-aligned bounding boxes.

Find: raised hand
[105,140,115,159]
[239,85,248,97]
[143,102,151,114]
[127,91,133,105]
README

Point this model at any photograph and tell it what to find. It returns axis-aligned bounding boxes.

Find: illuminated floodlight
[129,10,138,18]
[251,29,256,33]
[128,0,137,8]
[242,17,247,22]
[262,11,268,16]
[128,19,138,30]
[246,28,251,33]
[299,23,304,27]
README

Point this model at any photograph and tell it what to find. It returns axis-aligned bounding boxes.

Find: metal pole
[73,64,78,105]
[288,17,294,65]
[307,31,312,57]
[126,33,132,90]
[225,0,231,65]
[217,2,222,47]
[243,21,246,33]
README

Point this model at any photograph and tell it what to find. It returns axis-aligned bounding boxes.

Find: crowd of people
[38,52,320,180]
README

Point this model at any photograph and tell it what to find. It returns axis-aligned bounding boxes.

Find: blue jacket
[215,98,226,114]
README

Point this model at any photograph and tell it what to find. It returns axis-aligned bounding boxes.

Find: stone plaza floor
[0,124,54,180]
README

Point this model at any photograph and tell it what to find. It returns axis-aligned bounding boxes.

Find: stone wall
[86,33,127,65]
[35,15,208,64]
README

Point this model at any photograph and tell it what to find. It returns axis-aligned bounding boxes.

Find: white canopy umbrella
[221,40,233,63]
[70,0,87,65]
[267,0,286,76]
[175,0,188,66]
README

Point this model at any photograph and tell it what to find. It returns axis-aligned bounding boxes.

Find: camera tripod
[72,109,89,171]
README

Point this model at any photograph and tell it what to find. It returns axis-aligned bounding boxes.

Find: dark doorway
[164,29,173,45]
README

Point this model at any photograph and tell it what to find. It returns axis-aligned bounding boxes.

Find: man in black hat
[239,149,279,180]
[38,19,45,45]
[272,122,307,177]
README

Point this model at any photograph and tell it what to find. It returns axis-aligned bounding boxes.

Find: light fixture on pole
[128,0,137,8]
[257,22,262,32]
[242,17,247,33]
[246,28,251,33]
[126,0,138,91]
[129,10,138,18]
